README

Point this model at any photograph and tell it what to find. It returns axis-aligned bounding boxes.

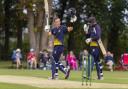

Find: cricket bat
[44,0,50,32]
[98,39,107,55]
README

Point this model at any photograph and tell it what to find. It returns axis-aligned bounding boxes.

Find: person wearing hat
[27,48,37,69]
[15,48,22,69]
[85,16,104,80]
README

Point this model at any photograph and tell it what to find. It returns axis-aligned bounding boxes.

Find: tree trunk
[40,27,48,50]
[17,20,22,49]
[27,11,36,50]
[3,0,11,60]
[35,10,44,57]
[40,0,51,51]
[26,0,53,58]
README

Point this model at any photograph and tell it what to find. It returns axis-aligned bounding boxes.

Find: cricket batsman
[48,17,73,79]
[84,16,104,80]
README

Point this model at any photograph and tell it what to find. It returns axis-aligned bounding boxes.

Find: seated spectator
[11,48,22,69]
[121,52,128,66]
[27,48,37,69]
[114,51,128,71]
[104,51,114,72]
[39,50,50,70]
[66,51,78,70]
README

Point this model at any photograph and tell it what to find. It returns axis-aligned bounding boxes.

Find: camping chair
[11,61,16,68]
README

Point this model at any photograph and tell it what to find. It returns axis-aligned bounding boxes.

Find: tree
[19,0,53,58]
[3,0,12,59]
[0,0,4,59]
[0,0,53,60]
[54,0,128,60]
[107,0,128,60]
[1,0,128,62]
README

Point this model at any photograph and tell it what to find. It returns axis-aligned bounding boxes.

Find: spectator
[11,48,22,69]
[66,51,78,70]
[27,48,37,69]
[104,51,114,72]
[120,52,128,66]
[39,50,50,70]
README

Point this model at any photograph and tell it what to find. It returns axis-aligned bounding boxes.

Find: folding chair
[11,61,16,68]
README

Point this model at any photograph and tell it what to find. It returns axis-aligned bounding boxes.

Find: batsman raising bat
[84,16,104,80]
[48,17,76,80]
[45,5,77,79]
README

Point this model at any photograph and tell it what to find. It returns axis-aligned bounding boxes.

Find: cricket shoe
[54,75,59,80]
[99,77,104,80]
[48,76,59,80]
[65,67,71,79]
[48,77,55,80]
[95,77,104,80]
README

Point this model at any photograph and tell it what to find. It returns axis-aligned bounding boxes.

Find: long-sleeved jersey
[86,24,101,46]
[51,25,67,46]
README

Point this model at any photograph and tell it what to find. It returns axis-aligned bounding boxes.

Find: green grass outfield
[0,83,126,89]
[0,83,43,89]
[0,69,128,84]
[0,83,125,89]
[0,61,128,89]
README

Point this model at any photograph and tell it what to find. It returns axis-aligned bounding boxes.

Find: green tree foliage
[107,0,128,60]
[54,0,128,60]
[3,0,13,59]
[0,0,128,62]
[0,0,4,59]
[1,0,25,60]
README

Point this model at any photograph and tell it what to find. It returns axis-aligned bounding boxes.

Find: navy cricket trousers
[51,45,66,78]
[90,46,103,79]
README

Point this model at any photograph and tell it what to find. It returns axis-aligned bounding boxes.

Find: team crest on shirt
[58,29,61,33]
[93,27,96,34]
